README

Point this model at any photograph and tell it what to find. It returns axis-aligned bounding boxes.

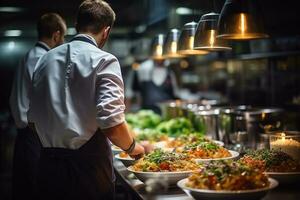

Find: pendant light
[151,34,166,60]
[163,29,186,58]
[194,13,232,51]
[178,21,209,55]
[217,0,268,40]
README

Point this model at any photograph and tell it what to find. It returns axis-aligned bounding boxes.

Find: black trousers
[12,126,42,200]
[36,132,115,200]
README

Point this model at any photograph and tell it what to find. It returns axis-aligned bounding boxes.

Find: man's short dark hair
[37,13,66,39]
[76,0,116,34]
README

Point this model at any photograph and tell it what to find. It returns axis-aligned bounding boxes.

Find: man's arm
[96,57,144,157]
[102,122,144,158]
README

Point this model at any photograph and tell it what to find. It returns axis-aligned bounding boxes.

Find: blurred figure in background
[9,13,66,200]
[125,58,180,113]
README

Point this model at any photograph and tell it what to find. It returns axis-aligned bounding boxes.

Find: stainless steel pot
[193,109,221,140]
[219,106,284,149]
[158,99,220,120]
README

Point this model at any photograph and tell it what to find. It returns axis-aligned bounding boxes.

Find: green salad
[126,110,161,129]
[156,117,202,137]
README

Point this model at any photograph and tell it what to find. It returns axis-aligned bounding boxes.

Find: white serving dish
[195,150,239,163]
[177,177,278,200]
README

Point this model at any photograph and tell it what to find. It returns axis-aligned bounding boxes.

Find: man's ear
[103,26,111,39]
[52,30,61,43]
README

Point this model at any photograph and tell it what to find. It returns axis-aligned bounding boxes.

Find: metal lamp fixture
[178,21,209,55]
[151,34,166,60]
[217,0,268,40]
[194,13,232,51]
[194,12,232,51]
[163,29,185,58]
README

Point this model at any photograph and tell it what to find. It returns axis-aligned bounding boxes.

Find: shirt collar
[37,41,51,51]
[74,34,98,47]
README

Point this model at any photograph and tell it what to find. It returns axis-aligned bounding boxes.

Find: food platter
[194,150,239,163]
[127,166,195,185]
[115,153,136,167]
[266,171,300,184]
[111,145,123,155]
[177,178,278,200]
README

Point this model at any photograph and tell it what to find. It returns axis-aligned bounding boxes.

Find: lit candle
[270,132,300,161]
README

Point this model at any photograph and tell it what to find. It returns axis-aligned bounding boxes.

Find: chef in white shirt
[126,58,179,113]
[28,1,145,199]
[9,13,66,200]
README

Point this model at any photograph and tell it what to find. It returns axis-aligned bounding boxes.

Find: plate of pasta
[177,141,239,163]
[239,149,300,184]
[177,160,278,200]
[127,149,201,185]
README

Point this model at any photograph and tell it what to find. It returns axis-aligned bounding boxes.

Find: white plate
[115,154,136,167]
[195,150,239,163]
[213,140,224,147]
[127,167,195,186]
[111,145,123,155]
[266,171,300,185]
[153,140,224,149]
[177,177,278,200]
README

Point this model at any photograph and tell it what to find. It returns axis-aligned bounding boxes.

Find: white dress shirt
[28,34,125,149]
[10,42,50,128]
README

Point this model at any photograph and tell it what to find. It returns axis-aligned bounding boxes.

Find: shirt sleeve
[9,58,30,128]
[95,56,126,129]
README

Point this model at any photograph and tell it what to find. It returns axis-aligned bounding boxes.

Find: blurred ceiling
[1,0,299,39]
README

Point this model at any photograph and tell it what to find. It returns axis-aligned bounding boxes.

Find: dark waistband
[41,130,112,159]
[41,147,103,158]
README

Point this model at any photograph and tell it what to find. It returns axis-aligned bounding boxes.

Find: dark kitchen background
[1,0,300,199]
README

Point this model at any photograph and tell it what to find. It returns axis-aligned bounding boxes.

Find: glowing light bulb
[209,30,215,47]
[171,41,177,53]
[239,13,247,35]
[281,133,286,141]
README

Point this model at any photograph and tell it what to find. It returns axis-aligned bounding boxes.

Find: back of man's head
[37,13,66,40]
[76,0,116,34]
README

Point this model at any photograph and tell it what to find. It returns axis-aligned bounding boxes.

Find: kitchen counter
[114,159,300,200]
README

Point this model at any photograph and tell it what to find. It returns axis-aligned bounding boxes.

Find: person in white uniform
[9,13,66,200]
[126,58,180,113]
[28,1,145,199]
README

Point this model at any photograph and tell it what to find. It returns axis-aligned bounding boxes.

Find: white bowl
[127,167,195,186]
[115,154,136,167]
[177,177,278,200]
[111,145,123,155]
[213,140,224,147]
[266,171,300,185]
[195,150,239,163]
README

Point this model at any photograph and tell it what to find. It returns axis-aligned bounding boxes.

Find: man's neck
[39,38,53,49]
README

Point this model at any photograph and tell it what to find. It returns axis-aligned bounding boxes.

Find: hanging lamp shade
[217,0,268,40]
[151,34,166,60]
[178,21,209,55]
[163,29,185,58]
[194,12,232,51]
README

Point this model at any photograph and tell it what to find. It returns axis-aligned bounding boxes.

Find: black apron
[140,68,175,113]
[12,42,48,200]
[12,126,42,200]
[36,36,115,200]
[37,131,114,200]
